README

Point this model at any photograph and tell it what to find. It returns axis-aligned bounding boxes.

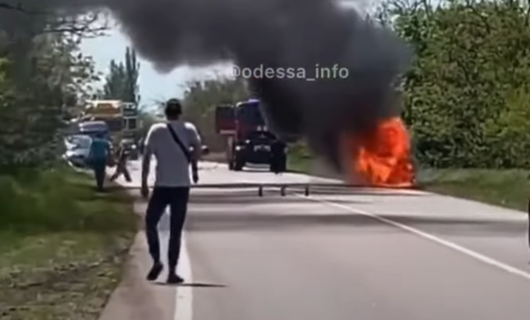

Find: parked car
[63,134,92,167]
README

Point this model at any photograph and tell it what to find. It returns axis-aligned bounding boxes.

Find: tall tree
[124,47,140,104]
[103,59,125,99]
[102,46,140,103]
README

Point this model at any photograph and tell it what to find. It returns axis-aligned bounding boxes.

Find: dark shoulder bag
[167,123,191,164]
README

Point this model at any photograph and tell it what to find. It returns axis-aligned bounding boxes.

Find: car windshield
[237,101,265,127]
[247,131,275,144]
[68,135,91,148]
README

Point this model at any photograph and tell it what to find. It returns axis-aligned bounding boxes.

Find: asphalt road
[117,160,530,320]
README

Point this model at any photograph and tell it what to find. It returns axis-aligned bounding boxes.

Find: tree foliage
[181,77,249,152]
[0,3,103,174]
[387,0,530,168]
[103,46,140,104]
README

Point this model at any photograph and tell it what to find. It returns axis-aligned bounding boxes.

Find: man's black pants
[145,187,190,273]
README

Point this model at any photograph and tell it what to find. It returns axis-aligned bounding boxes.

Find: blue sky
[80,26,232,107]
[79,1,369,108]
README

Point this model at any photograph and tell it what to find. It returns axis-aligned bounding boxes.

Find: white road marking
[237,178,530,280]
[119,160,193,320]
[174,234,193,320]
[303,194,530,281]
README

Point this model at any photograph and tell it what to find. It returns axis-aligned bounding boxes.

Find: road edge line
[299,194,530,281]
[174,234,193,320]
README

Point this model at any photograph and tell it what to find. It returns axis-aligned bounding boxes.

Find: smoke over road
[27,0,412,173]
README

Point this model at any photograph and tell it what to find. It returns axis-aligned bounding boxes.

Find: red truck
[215,99,287,172]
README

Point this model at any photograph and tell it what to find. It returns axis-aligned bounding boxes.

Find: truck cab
[216,99,287,172]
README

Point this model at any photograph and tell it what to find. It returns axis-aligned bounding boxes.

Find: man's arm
[141,126,156,186]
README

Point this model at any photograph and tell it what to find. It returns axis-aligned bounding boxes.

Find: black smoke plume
[32,0,412,173]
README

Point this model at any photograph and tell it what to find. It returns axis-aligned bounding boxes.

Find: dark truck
[215,99,287,172]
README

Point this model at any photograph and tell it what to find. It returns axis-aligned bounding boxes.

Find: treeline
[98,46,157,138]
[181,77,249,152]
[392,0,530,168]
[100,47,140,104]
[181,0,530,169]
[0,4,103,174]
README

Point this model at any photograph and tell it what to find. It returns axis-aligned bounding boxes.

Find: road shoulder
[98,172,176,320]
[0,168,135,320]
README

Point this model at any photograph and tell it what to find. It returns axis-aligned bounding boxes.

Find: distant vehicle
[63,134,92,167]
[78,120,110,140]
[81,100,141,142]
[215,98,287,172]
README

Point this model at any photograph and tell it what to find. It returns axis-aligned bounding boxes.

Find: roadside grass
[0,166,136,320]
[287,151,530,212]
[202,143,314,173]
[417,168,529,212]
[286,151,312,173]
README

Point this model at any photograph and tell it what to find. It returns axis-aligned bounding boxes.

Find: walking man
[88,132,111,191]
[141,98,201,284]
[110,140,132,182]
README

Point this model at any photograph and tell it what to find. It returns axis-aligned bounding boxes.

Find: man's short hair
[165,98,182,119]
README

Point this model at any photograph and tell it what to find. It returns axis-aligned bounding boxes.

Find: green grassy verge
[286,153,312,173]
[287,151,529,212]
[418,169,529,212]
[0,167,136,320]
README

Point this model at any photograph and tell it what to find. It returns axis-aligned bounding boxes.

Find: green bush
[394,0,530,168]
[0,167,135,233]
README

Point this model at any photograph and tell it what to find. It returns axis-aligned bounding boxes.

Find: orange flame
[341,117,415,188]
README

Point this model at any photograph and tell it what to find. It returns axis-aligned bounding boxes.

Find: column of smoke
[60,0,411,173]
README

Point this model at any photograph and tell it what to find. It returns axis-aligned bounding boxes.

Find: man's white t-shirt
[144,121,202,187]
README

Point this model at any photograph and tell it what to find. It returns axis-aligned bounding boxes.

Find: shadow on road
[154,282,226,288]
[186,210,527,237]
[190,193,370,205]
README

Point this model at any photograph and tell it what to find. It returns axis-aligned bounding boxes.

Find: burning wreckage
[46,0,417,194]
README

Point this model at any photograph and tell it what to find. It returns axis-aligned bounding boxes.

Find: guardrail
[115,182,422,197]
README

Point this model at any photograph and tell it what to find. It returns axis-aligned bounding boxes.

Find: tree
[124,47,140,104]
[181,76,249,152]
[102,46,140,103]
[0,3,104,173]
[377,0,530,168]
[103,59,126,99]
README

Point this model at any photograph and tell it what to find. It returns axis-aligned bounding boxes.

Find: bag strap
[167,123,191,163]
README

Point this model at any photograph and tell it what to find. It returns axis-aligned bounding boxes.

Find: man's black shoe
[167,273,184,284]
[147,262,163,281]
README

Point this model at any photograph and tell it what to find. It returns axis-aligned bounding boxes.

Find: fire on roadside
[341,117,415,188]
